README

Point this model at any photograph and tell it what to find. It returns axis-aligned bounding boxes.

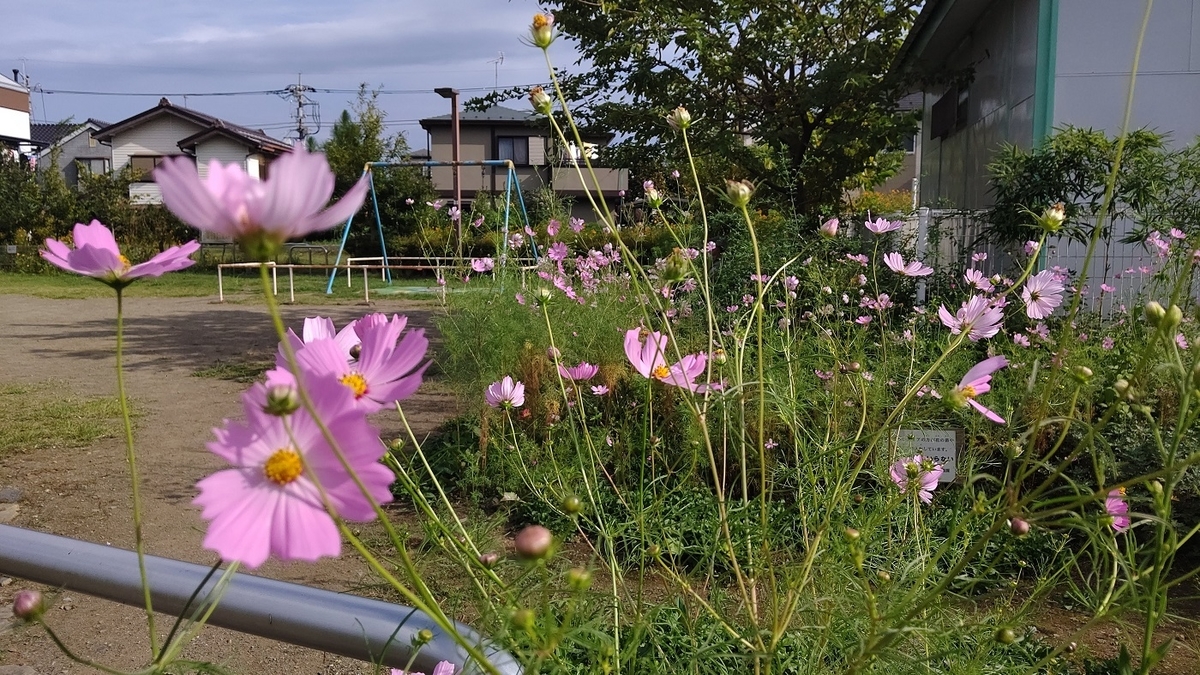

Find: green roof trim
[1033,0,1059,146]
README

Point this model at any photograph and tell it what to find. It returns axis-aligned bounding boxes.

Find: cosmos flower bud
[1114,378,1136,402]
[1144,301,1166,327]
[995,628,1018,644]
[264,384,300,416]
[12,590,44,622]
[1009,518,1030,536]
[511,608,535,631]
[818,217,839,239]
[1071,366,1094,383]
[514,524,553,560]
[644,181,664,209]
[349,343,362,360]
[844,527,860,541]
[876,569,891,582]
[535,287,553,302]
[530,13,555,49]
[1038,203,1065,232]
[528,86,552,114]
[712,348,727,365]
[566,567,592,591]
[414,629,434,645]
[661,250,690,283]
[646,543,662,558]
[1165,304,1183,330]
[666,105,691,131]
[478,552,500,568]
[725,179,755,208]
[563,494,583,515]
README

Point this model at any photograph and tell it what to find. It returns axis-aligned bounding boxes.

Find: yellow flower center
[340,372,369,399]
[263,448,303,485]
[1117,486,1127,496]
[960,385,977,399]
[118,254,131,271]
[651,365,671,380]
[533,13,551,28]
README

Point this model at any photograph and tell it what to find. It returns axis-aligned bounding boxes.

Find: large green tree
[542,0,921,216]
[322,85,435,253]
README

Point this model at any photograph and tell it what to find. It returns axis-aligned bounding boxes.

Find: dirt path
[0,292,457,674]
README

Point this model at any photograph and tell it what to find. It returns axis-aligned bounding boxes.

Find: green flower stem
[256,266,503,675]
[155,558,224,664]
[39,622,136,675]
[115,287,157,656]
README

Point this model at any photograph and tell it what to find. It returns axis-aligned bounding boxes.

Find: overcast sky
[5,0,570,149]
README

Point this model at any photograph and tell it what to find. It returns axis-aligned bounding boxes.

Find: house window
[129,155,168,181]
[77,158,110,175]
[497,136,529,166]
[902,133,917,153]
[930,85,970,139]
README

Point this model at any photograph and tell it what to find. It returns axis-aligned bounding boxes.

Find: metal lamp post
[434,87,462,254]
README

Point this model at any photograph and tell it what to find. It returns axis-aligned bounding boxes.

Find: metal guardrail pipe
[0,525,521,674]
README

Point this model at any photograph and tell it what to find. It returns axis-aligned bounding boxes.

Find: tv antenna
[488,52,505,92]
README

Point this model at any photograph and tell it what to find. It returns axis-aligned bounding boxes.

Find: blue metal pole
[368,169,392,285]
[326,166,371,295]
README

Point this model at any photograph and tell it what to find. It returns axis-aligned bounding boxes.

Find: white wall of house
[195,136,250,178]
[0,107,30,142]
[129,183,162,205]
[111,115,205,170]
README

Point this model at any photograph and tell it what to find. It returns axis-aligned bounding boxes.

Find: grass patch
[193,360,273,384]
[0,382,124,453]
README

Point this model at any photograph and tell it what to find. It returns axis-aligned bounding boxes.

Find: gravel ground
[0,292,456,674]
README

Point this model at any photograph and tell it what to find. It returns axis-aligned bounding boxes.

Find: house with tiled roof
[418,105,628,222]
[93,98,291,206]
[32,119,111,184]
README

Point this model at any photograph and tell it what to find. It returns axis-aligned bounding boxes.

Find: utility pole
[488,52,504,92]
[281,74,320,144]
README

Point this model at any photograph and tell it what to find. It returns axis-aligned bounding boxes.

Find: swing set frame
[325,159,535,294]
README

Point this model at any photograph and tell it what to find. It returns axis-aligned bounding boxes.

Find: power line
[32,83,546,98]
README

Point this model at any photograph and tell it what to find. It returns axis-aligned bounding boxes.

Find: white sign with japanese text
[895,429,960,482]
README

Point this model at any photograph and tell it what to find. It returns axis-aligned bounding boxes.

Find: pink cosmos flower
[591,384,609,396]
[448,206,461,222]
[972,252,988,262]
[1024,241,1040,256]
[889,454,944,504]
[865,217,903,235]
[547,219,561,237]
[1013,333,1030,347]
[1100,283,1115,294]
[548,242,569,261]
[623,328,708,392]
[845,253,869,266]
[819,217,839,238]
[471,257,495,273]
[392,661,456,675]
[882,252,933,277]
[856,315,872,325]
[194,378,394,568]
[1106,487,1131,532]
[156,148,368,246]
[277,316,361,370]
[42,220,198,285]
[473,216,485,228]
[485,376,525,409]
[1021,270,1065,319]
[938,295,1004,341]
[282,314,429,413]
[1102,336,1115,350]
[1170,228,1187,240]
[950,355,1008,424]
[964,268,994,292]
[558,361,599,381]
[569,217,585,233]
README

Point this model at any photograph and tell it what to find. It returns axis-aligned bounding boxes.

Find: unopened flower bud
[514,524,553,560]
[349,343,362,360]
[853,493,864,504]
[530,13,555,49]
[566,567,592,591]
[725,179,754,208]
[712,348,727,365]
[388,438,405,453]
[1165,304,1183,330]
[511,608,535,631]
[666,106,691,131]
[1038,203,1065,232]
[876,569,891,582]
[1114,378,1135,402]
[1009,518,1030,536]
[844,527,860,541]
[662,250,690,283]
[264,384,300,416]
[647,543,662,558]
[547,346,561,361]
[1066,641,1077,653]
[479,552,500,568]
[563,494,583,515]
[1071,366,1094,383]
[414,629,434,645]
[1145,301,1167,327]
[12,590,43,622]
[644,182,664,209]
[995,628,1018,644]
[535,287,553,302]
[529,86,552,114]
[819,217,839,239]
